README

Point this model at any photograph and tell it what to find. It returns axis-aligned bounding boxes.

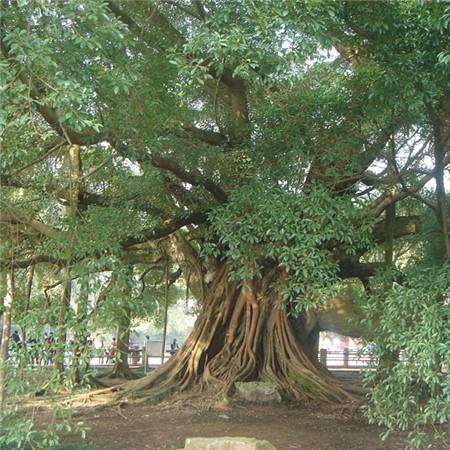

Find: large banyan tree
[1,0,449,407]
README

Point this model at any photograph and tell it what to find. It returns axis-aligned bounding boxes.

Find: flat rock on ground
[182,436,277,450]
[234,382,282,404]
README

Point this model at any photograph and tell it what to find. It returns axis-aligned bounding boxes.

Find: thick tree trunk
[291,311,321,365]
[113,263,354,404]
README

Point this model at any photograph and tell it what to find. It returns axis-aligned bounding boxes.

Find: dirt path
[74,402,413,450]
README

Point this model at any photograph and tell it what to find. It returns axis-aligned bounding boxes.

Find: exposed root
[116,402,128,420]
[75,266,360,407]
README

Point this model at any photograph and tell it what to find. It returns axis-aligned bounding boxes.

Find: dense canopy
[0,1,449,448]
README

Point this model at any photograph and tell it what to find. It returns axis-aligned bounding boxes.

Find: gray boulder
[234,382,282,404]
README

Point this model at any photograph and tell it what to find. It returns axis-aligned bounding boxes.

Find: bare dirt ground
[30,373,447,450]
[71,401,415,450]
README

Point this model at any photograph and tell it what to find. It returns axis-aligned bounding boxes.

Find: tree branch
[371,153,450,216]
[123,210,207,247]
[105,0,249,130]
[9,140,65,176]
[338,260,384,279]
[193,0,208,19]
[180,123,228,146]
[151,153,228,202]
[0,254,63,269]
[372,215,421,243]
[0,209,59,238]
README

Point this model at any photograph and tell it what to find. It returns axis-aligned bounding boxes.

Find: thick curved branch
[123,210,207,248]
[151,153,227,202]
[372,215,421,244]
[180,123,228,146]
[0,254,62,269]
[193,1,208,19]
[371,153,450,216]
[0,209,59,238]
[338,260,384,279]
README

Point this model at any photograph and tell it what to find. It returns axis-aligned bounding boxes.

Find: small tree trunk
[110,303,132,378]
[431,120,449,390]
[0,270,14,407]
[433,126,450,262]
[20,265,34,346]
[68,285,90,387]
[161,260,170,365]
[55,144,81,378]
[68,331,89,386]
[18,265,34,379]
[378,139,399,369]
[54,267,71,377]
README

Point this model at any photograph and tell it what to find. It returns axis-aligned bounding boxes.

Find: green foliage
[206,183,374,311]
[361,266,450,449]
[1,1,449,448]
[1,0,131,133]
[0,363,88,449]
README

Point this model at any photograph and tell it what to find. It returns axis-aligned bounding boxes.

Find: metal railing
[318,348,372,369]
[11,346,373,371]
[11,347,172,370]
[86,347,172,369]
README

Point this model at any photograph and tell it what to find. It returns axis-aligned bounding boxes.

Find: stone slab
[182,436,277,450]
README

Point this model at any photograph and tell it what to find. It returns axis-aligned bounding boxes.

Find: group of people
[3,330,56,365]
[2,330,182,366]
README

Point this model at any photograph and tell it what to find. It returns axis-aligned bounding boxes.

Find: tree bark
[111,262,355,404]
